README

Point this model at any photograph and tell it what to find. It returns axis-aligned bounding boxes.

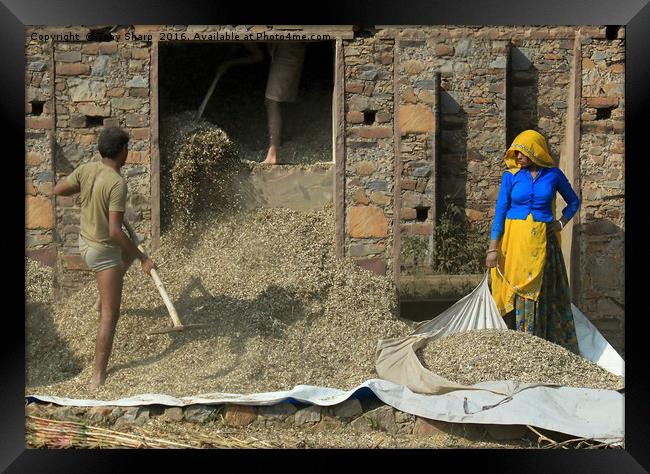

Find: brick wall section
[343,38,395,276]
[393,31,507,273]
[25,34,57,267]
[576,31,625,353]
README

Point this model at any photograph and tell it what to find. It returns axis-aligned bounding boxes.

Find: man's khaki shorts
[79,236,122,273]
[265,42,306,103]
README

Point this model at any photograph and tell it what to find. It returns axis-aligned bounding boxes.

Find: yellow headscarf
[504,129,556,175]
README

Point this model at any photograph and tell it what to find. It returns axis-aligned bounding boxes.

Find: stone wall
[26,26,154,295]
[575,30,625,353]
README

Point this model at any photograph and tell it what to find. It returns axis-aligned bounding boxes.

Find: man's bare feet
[262,145,280,165]
[89,374,105,389]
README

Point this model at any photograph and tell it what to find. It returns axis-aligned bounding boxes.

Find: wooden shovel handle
[123,218,183,328]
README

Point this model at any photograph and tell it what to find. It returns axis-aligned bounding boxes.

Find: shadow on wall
[438,89,468,212]
[508,46,539,145]
[26,302,84,386]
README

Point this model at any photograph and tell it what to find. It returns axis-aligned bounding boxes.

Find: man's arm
[108,211,155,274]
[53,178,79,196]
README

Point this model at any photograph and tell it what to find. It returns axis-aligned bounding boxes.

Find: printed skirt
[508,232,580,354]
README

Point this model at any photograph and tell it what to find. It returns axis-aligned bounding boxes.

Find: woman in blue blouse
[485,130,581,353]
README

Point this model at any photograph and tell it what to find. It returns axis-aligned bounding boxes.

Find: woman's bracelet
[486,249,498,255]
[558,220,565,230]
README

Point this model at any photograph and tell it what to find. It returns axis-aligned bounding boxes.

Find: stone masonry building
[24,25,625,353]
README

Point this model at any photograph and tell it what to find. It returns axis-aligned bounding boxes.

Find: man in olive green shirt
[54,127,155,389]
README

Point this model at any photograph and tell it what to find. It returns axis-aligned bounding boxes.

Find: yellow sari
[490,130,559,316]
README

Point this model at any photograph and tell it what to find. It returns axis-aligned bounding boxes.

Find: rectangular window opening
[86,116,104,127]
[31,101,44,116]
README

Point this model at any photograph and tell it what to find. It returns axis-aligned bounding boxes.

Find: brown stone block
[417,90,435,105]
[402,87,417,104]
[401,223,433,235]
[352,189,370,205]
[403,59,424,75]
[612,121,625,132]
[126,113,147,127]
[375,111,392,123]
[26,247,56,266]
[129,88,149,98]
[26,151,43,167]
[585,97,619,109]
[399,105,435,134]
[413,417,449,437]
[127,151,149,164]
[415,179,428,193]
[132,127,150,140]
[77,103,111,117]
[363,83,375,96]
[107,87,125,98]
[223,405,257,427]
[401,179,417,191]
[81,43,99,54]
[434,44,454,56]
[27,116,54,129]
[346,111,364,123]
[611,63,625,74]
[348,206,388,238]
[57,62,90,75]
[99,43,118,54]
[345,81,364,94]
[370,192,390,206]
[354,160,376,176]
[25,179,37,196]
[103,118,120,127]
[466,208,484,222]
[69,115,87,128]
[401,208,417,220]
[25,196,54,229]
[112,97,143,110]
[355,257,387,276]
[63,254,88,270]
[349,127,393,139]
[130,48,150,59]
[380,52,392,65]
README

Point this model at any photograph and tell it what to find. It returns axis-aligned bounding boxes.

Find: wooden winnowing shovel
[122,218,210,335]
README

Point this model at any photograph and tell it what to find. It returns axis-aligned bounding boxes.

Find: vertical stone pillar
[343,37,396,276]
[25,31,57,268]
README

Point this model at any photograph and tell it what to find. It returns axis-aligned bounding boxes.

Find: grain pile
[159,111,243,232]
[417,329,624,390]
[26,205,412,399]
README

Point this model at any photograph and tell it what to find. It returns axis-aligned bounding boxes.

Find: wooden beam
[334,39,346,258]
[150,39,161,252]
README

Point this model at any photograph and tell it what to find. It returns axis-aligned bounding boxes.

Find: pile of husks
[417,329,623,390]
[159,111,243,232]
[26,205,412,400]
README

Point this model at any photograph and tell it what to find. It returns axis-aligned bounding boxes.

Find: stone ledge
[25,400,535,442]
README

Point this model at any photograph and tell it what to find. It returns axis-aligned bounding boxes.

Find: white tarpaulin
[27,378,623,442]
[26,273,624,442]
